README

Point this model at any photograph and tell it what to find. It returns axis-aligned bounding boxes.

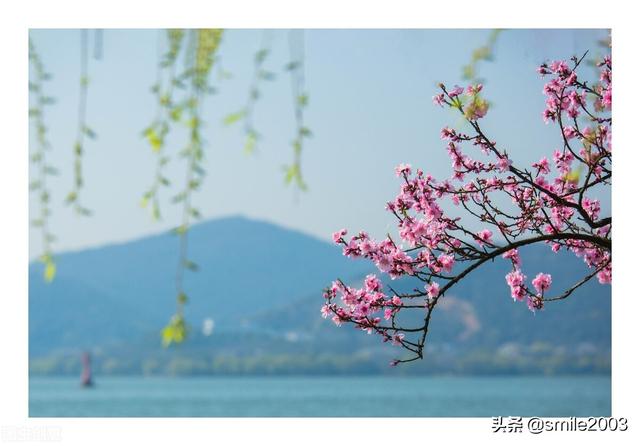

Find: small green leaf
[285,61,300,71]
[184,260,199,272]
[283,164,307,191]
[187,117,199,129]
[292,139,302,154]
[299,127,312,137]
[255,48,269,63]
[145,129,162,152]
[564,169,581,185]
[222,111,245,126]
[170,107,183,122]
[244,133,257,155]
[173,224,188,235]
[44,260,56,283]
[161,314,187,347]
[83,126,97,139]
[297,94,308,107]
[140,194,150,208]
[284,164,298,184]
[152,202,161,221]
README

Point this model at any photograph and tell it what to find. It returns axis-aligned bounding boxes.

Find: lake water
[29,375,611,417]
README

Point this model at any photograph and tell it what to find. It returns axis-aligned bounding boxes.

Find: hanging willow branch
[161,29,224,347]
[29,39,58,283]
[223,30,276,154]
[66,29,96,216]
[284,29,311,191]
[141,29,186,221]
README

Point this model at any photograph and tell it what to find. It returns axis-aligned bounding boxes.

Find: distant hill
[29,216,370,354]
[29,216,611,375]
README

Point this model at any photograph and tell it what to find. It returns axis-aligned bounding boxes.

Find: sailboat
[80,351,94,388]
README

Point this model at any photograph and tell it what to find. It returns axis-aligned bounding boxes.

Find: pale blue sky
[28,29,609,258]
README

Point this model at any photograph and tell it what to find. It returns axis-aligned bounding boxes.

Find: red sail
[80,351,93,387]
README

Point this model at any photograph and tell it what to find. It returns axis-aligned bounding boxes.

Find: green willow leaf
[223,111,245,126]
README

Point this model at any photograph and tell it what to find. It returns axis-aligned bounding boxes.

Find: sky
[28,29,610,259]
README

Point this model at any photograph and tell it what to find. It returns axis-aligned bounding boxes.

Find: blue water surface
[29,375,611,417]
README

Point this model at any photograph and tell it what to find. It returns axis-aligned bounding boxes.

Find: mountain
[29,216,611,375]
[29,216,370,355]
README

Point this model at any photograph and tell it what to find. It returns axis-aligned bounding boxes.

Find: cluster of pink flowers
[505,269,527,301]
[434,83,489,120]
[321,275,383,330]
[334,229,416,279]
[532,273,552,293]
[321,273,413,346]
[324,53,611,364]
[476,229,493,246]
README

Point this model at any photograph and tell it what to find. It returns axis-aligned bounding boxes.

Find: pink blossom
[449,85,464,97]
[432,94,445,107]
[506,269,527,301]
[502,249,521,267]
[506,269,525,287]
[426,282,440,299]
[597,262,612,284]
[440,127,455,140]
[438,254,455,272]
[332,228,347,244]
[497,156,512,173]
[602,86,612,109]
[466,84,483,95]
[563,126,578,140]
[391,332,405,346]
[533,157,550,175]
[531,273,552,294]
[395,163,412,177]
[364,274,382,293]
[476,229,493,246]
[527,296,544,312]
[537,64,550,76]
